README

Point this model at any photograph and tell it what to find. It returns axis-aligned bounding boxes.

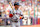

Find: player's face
[15,5,19,8]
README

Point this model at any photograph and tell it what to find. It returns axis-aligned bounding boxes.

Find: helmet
[14,2,20,6]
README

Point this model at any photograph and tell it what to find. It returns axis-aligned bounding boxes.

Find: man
[9,2,24,27]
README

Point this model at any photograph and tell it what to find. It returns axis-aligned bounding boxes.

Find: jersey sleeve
[20,10,24,19]
[20,10,23,16]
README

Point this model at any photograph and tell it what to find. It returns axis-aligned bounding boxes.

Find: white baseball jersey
[10,8,23,22]
[10,8,23,27]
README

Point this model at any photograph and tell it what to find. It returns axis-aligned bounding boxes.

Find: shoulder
[18,9,22,12]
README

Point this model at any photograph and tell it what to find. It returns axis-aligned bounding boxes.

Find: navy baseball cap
[14,2,20,6]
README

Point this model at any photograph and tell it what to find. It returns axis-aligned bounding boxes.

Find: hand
[9,14,13,18]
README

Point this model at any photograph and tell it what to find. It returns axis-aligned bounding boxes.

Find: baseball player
[9,2,24,27]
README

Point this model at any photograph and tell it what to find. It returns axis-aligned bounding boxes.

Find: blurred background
[0,0,40,27]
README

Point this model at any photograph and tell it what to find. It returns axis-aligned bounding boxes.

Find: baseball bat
[9,2,13,10]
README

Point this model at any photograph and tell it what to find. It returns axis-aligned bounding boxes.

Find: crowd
[0,0,40,25]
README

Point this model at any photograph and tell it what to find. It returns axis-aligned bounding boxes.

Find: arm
[20,11,24,19]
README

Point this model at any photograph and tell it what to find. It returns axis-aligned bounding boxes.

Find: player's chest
[13,10,21,15]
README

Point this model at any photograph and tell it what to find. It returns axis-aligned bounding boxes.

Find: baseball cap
[14,2,20,6]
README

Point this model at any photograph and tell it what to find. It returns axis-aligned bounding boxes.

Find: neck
[15,8,18,10]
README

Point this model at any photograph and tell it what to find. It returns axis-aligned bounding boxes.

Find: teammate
[9,2,24,27]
